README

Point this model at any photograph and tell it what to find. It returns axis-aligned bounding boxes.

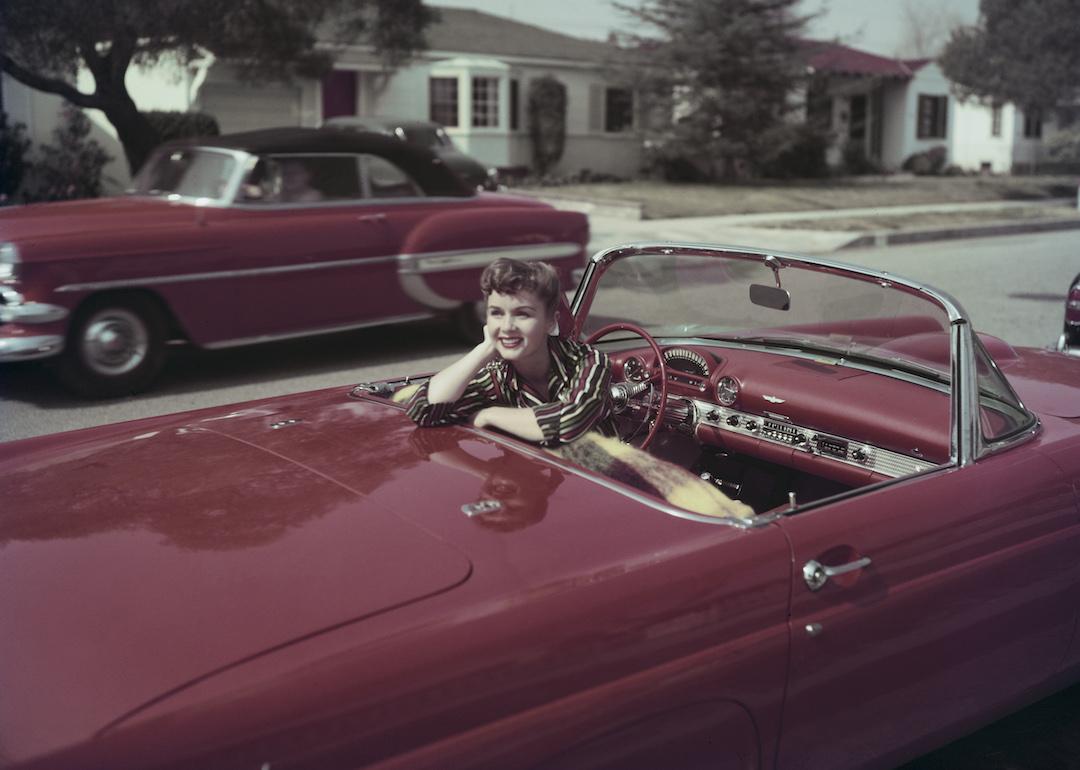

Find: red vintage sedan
[2,244,1080,769]
[0,128,587,397]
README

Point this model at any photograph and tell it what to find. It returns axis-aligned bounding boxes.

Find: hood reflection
[408,429,564,532]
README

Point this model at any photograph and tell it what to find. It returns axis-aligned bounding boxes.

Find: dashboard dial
[717,376,740,406]
[622,356,647,382]
[663,348,709,376]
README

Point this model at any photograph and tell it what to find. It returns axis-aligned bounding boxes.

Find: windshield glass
[581,251,954,383]
[401,125,453,150]
[131,148,239,200]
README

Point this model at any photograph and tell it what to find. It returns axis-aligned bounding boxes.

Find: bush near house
[0,114,31,205]
[527,77,567,177]
[902,146,948,176]
[21,107,112,203]
[142,110,221,144]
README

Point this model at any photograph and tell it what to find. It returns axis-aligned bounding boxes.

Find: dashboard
[611,343,949,485]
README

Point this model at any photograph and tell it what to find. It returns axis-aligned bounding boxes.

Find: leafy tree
[617,0,814,180]
[940,0,1080,111]
[0,0,436,174]
[527,77,567,176]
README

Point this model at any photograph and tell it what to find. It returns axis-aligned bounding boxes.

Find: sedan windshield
[581,252,955,383]
[130,148,240,201]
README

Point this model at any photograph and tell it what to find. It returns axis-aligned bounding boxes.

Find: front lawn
[519,176,1079,219]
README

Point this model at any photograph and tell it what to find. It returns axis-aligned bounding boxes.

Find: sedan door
[775,450,1080,769]
[191,153,403,345]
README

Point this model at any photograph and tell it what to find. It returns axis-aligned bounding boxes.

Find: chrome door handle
[803,556,872,591]
[356,213,387,223]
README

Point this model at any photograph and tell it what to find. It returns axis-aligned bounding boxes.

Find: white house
[2,7,641,191]
[803,40,1064,173]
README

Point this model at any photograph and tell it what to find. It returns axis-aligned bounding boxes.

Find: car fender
[397,206,589,310]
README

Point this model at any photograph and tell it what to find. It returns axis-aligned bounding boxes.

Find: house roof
[423,7,617,64]
[798,40,929,78]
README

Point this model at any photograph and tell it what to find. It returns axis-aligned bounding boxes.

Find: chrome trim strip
[55,255,401,292]
[0,334,64,362]
[56,243,581,295]
[201,312,435,349]
[398,242,580,275]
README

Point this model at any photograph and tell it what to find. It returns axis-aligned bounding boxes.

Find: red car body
[0,128,588,396]
[2,244,1080,770]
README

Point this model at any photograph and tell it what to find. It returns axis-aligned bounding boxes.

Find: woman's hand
[477,323,497,360]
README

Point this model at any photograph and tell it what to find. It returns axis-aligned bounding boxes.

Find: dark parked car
[0,128,587,397]
[2,244,1079,769]
[322,116,501,191]
[1057,271,1080,356]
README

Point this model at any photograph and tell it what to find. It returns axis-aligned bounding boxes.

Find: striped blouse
[406,336,617,446]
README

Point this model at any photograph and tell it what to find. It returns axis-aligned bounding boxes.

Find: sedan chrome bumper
[0,288,69,324]
[0,334,64,362]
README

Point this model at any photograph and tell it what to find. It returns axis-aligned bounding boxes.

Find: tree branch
[0,53,103,109]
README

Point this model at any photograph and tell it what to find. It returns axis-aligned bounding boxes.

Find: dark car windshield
[130,148,239,201]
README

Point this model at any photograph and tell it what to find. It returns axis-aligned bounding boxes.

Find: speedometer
[663,348,709,376]
[717,376,740,406]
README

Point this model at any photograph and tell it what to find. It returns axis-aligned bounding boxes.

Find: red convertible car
[0,128,587,397]
[2,244,1080,769]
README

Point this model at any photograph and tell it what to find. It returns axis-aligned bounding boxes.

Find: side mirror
[749,283,791,311]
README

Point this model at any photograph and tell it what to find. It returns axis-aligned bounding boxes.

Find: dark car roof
[167,127,473,198]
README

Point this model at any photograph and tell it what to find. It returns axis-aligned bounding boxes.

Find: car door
[193,153,403,344]
[775,449,1080,769]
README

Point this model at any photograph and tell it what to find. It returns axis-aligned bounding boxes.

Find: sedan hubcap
[81,308,149,375]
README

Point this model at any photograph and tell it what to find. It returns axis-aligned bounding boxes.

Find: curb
[839,216,1080,250]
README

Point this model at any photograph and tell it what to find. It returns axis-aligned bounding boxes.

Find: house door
[322,70,358,121]
[848,94,867,151]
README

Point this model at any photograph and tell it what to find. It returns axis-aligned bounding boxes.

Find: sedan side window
[241,155,363,203]
[361,154,423,199]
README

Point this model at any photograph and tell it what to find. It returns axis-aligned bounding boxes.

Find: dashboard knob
[744,420,758,432]
[793,433,807,445]
[851,448,868,463]
[726,415,740,427]
[707,410,720,422]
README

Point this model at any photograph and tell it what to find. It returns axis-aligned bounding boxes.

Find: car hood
[0,392,474,764]
[998,347,1080,419]
[0,197,199,251]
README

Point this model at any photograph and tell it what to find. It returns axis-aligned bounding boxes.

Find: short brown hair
[480,258,560,314]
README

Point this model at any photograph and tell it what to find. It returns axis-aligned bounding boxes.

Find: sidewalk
[580,198,1080,255]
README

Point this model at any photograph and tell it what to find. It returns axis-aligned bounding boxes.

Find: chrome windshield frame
[572,242,987,468]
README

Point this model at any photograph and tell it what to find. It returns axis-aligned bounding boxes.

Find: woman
[407,258,616,446]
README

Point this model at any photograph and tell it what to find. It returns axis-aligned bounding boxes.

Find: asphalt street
[1,228,1076,442]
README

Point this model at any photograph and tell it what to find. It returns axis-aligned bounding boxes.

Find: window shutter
[589,84,604,132]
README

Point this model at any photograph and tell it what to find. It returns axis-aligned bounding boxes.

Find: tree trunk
[101,96,161,176]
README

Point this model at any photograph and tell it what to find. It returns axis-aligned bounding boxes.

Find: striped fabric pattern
[406,336,617,446]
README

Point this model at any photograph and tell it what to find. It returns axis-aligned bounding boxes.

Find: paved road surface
[2,229,1073,442]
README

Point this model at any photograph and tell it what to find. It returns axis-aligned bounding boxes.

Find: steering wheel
[585,322,669,449]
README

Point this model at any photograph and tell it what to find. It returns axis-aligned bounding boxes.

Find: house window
[917,94,947,139]
[472,76,499,128]
[510,79,520,131]
[429,77,459,127]
[1023,110,1042,138]
[605,88,634,132]
[991,103,1002,137]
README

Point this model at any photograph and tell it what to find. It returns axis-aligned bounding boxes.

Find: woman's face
[486,290,554,365]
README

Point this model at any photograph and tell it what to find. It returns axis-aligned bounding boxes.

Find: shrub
[759,124,830,179]
[22,106,112,202]
[0,113,31,204]
[142,110,221,143]
[841,142,883,175]
[527,77,567,176]
[901,145,948,175]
